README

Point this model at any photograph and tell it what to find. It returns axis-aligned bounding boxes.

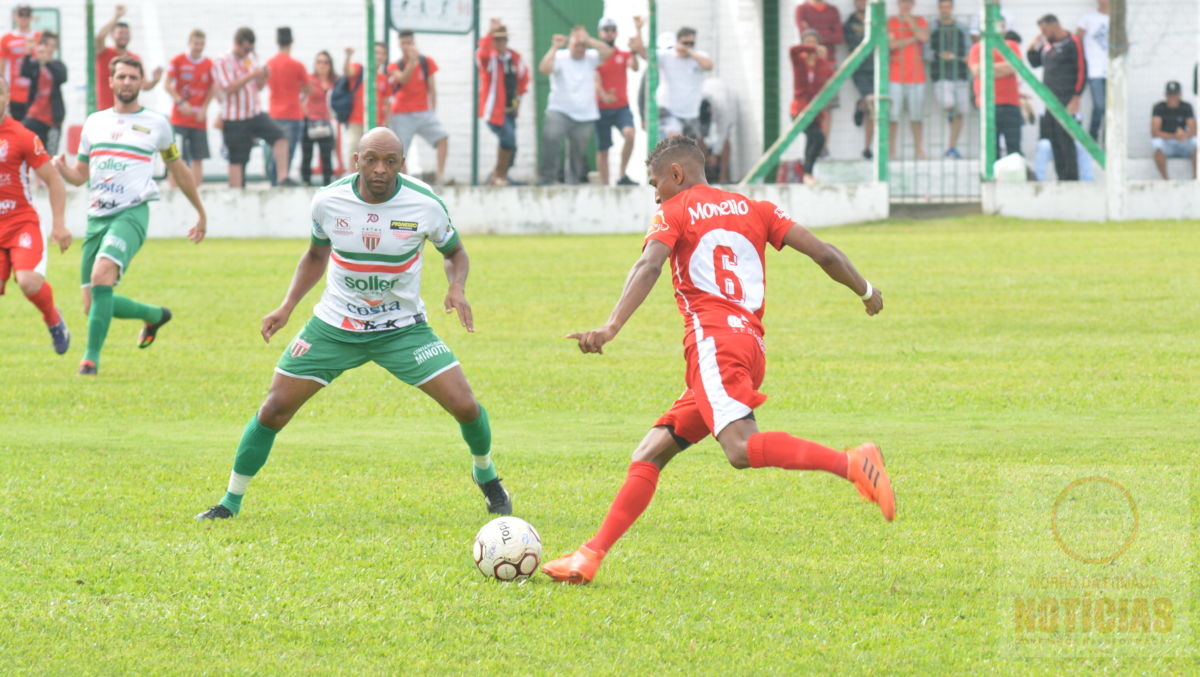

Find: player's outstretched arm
[165,156,207,243]
[441,243,473,333]
[261,244,331,342]
[782,224,883,316]
[52,154,88,187]
[568,240,669,354]
[34,162,71,253]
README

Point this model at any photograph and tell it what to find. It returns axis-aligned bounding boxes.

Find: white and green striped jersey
[310,173,461,332]
[77,107,176,217]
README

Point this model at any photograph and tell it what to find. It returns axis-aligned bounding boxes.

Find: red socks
[24,282,60,326]
[585,461,661,556]
[747,432,848,478]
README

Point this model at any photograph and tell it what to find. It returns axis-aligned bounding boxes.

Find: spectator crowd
[0,1,1194,188]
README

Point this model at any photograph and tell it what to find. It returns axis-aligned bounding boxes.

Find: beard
[115,89,139,105]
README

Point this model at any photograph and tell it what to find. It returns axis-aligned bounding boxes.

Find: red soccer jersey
[968,40,1021,107]
[387,55,438,114]
[1,30,39,104]
[0,115,49,235]
[168,53,214,129]
[347,63,390,125]
[267,52,309,120]
[24,66,54,125]
[888,16,927,83]
[645,184,796,348]
[596,49,632,109]
[96,47,140,110]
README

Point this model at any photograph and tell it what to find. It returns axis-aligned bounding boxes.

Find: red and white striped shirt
[213,51,262,120]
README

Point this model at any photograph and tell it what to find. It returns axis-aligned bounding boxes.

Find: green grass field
[2,216,1197,674]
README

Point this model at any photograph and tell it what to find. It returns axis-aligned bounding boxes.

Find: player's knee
[15,272,42,296]
[257,397,297,430]
[622,127,635,141]
[447,396,480,424]
[721,439,751,469]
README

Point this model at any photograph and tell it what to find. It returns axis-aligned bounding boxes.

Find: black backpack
[330,69,362,124]
[391,55,429,94]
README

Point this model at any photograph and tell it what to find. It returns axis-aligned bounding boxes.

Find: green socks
[112,295,164,323]
[84,285,114,364]
[218,416,280,514]
[461,405,497,484]
[84,287,163,365]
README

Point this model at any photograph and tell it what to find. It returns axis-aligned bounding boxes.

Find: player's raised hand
[261,306,291,342]
[863,287,883,316]
[444,286,474,332]
[566,326,616,354]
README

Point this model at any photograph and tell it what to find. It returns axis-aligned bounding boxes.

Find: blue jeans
[266,118,304,184]
[1087,78,1105,140]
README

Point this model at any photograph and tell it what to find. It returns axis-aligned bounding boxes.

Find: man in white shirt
[653,27,714,140]
[1076,0,1109,140]
[538,26,612,184]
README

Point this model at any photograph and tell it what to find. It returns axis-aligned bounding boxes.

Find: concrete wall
[982,179,1200,220]
[36,181,889,239]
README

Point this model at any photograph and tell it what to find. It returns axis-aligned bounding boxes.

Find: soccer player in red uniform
[543,136,894,584]
[0,74,71,353]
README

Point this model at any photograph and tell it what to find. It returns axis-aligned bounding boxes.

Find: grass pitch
[2,216,1197,674]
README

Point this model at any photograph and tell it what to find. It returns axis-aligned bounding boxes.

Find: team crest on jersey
[289,337,312,358]
[18,232,32,248]
[32,136,46,156]
[0,139,8,162]
[362,227,382,250]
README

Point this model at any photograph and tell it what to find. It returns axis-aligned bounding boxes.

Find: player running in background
[0,74,70,353]
[543,136,894,584]
[195,127,510,521]
[54,56,206,376]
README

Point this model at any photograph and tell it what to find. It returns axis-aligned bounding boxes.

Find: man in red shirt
[888,0,930,159]
[165,29,215,187]
[0,74,71,354]
[789,30,835,182]
[543,136,894,585]
[476,20,529,186]
[16,32,66,154]
[94,5,162,111]
[341,43,390,173]
[594,16,640,186]
[267,27,310,185]
[387,30,448,184]
[0,4,40,119]
[968,29,1024,159]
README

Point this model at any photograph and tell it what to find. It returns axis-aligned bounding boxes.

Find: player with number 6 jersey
[544,136,895,585]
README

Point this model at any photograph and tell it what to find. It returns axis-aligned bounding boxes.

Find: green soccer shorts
[275,316,460,387]
[80,202,150,285]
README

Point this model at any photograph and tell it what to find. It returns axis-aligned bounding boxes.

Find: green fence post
[647,0,658,146]
[86,0,95,114]
[870,0,888,183]
[366,0,376,129]
[981,0,998,179]
[471,0,479,185]
[997,40,1105,169]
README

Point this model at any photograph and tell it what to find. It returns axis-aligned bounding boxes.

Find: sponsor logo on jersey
[0,173,13,187]
[345,300,402,316]
[687,198,750,224]
[17,232,32,248]
[774,206,791,222]
[32,136,45,156]
[342,275,397,293]
[102,234,128,252]
[289,337,312,358]
[0,198,17,214]
[93,157,131,172]
[132,125,152,135]
[362,227,382,250]
[413,340,450,365]
[332,217,352,235]
[646,211,668,236]
[391,220,418,239]
[96,181,126,194]
[366,213,380,223]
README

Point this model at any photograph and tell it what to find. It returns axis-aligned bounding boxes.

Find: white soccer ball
[473,516,542,581]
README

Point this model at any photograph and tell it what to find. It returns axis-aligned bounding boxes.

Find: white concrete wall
[35,181,889,239]
[982,180,1200,220]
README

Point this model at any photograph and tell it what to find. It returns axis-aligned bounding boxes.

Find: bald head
[359,126,405,158]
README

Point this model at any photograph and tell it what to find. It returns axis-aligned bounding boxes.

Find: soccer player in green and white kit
[195,127,511,520]
[54,56,207,375]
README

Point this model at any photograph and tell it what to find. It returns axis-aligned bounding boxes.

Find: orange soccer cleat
[541,545,604,584]
[847,443,896,522]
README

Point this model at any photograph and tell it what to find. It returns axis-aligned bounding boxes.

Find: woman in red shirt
[789,30,835,182]
[301,51,337,186]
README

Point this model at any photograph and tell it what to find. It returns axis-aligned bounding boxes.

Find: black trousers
[804,123,826,174]
[300,119,335,186]
[995,104,1023,157]
[1041,113,1078,181]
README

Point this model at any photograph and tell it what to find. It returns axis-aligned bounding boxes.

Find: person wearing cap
[476,19,529,186]
[0,4,40,119]
[1151,81,1196,180]
[593,16,640,186]
[538,26,612,184]
[94,5,162,110]
[267,27,311,185]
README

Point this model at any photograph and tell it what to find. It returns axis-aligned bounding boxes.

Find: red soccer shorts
[0,219,46,294]
[654,331,768,444]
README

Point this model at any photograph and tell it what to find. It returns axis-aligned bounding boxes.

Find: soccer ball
[473,516,542,581]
